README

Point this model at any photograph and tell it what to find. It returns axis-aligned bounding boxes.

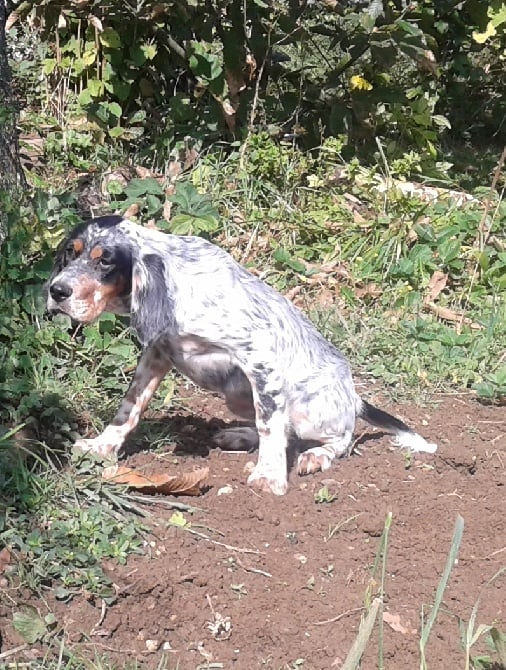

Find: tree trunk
[0,0,25,243]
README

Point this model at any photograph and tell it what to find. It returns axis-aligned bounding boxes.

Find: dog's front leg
[75,345,172,458]
[246,372,289,496]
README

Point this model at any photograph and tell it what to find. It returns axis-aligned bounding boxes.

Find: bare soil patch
[1,389,505,669]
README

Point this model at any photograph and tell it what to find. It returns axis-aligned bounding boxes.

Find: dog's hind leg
[214,367,259,452]
[297,433,353,475]
[75,344,172,458]
[290,374,356,476]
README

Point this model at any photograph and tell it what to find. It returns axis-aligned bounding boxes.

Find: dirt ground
[1,386,505,670]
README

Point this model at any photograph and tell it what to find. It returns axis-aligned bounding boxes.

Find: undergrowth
[0,107,505,670]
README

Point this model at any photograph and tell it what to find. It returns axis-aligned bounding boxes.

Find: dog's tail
[356,397,437,453]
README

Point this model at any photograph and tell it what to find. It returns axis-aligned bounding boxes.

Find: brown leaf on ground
[284,285,302,302]
[0,547,12,574]
[353,209,366,224]
[383,611,416,635]
[424,270,448,305]
[354,282,382,300]
[163,199,172,223]
[102,465,209,496]
[135,166,155,179]
[123,203,140,219]
[425,303,483,330]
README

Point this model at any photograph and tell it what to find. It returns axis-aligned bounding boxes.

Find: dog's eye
[99,249,115,267]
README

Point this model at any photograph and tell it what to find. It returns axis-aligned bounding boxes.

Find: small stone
[217,485,234,496]
[145,639,160,652]
[294,553,307,564]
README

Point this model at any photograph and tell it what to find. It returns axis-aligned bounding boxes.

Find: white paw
[297,449,332,476]
[74,437,119,458]
[247,467,288,496]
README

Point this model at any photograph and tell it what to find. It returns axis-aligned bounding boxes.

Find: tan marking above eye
[73,239,84,254]
[90,246,103,260]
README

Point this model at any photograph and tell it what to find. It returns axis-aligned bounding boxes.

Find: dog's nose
[50,281,73,302]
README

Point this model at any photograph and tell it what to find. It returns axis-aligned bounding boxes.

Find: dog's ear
[51,235,71,276]
[131,253,175,346]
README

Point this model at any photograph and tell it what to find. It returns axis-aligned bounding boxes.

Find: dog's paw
[247,467,288,496]
[297,448,332,476]
[214,426,259,452]
[74,437,119,459]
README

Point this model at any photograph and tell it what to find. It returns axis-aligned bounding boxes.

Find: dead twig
[469,546,506,561]
[90,598,107,636]
[236,557,272,578]
[186,527,263,555]
[313,606,364,626]
[0,644,29,660]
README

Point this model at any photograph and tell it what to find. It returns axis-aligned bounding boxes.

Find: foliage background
[1,0,505,430]
[0,1,504,662]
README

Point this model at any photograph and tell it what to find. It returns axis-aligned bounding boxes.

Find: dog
[46,215,437,495]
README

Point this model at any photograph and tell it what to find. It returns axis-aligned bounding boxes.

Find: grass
[339,514,506,670]
[1,80,505,668]
[0,443,146,600]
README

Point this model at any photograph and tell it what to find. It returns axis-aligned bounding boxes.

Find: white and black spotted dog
[47,215,437,495]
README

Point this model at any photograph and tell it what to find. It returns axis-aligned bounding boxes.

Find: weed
[230,583,248,599]
[458,568,506,670]
[314,486,337,504]
[0,447,145,602]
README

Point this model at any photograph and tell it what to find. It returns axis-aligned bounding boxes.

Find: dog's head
[47,215,134,322]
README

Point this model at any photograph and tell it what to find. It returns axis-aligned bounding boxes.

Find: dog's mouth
[46,298,72,319]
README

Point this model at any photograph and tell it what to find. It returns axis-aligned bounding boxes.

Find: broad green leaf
[108,126,125,139]
[169,511,188,527]
[100,27,122,49]
[42,58,57,76]
[125,178,164,198]
[78,88,93,107]
[396,19,423,36]
[130,45,147,67]
[104,78,131,101]
[107,102,122,119]
[13,607,48,644]
[82,48,97,67]
[87,79,104,98]
[473,21,496,43]
[128,110,146,125]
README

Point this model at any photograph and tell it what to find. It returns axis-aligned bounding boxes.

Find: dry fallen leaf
[354,282,383,300]
[102,465,209,496]
[425,303,482,330]
[424,270,448,305]
[163,198,172,223]
[123,203,140,219]
[383,611,416,635]
[0,547,12,574]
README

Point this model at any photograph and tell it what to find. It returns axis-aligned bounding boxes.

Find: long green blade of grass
[420,514,465,670]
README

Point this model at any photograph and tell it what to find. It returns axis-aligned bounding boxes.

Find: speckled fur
[47,216,437,495]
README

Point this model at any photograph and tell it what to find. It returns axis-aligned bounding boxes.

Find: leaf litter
[102,465,209,496]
